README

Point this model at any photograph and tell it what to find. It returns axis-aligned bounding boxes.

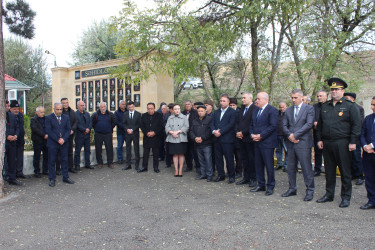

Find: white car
[182,78,203,89]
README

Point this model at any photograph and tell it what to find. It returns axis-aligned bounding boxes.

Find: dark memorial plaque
[125,77,131,103]
[95,80,101,104]
[76,85,81,96]
[110,78,116,111]
[134,94,140,107]
[89,100,93,112]
[117,79,124,103]
[88,81,93,100]
[102,79,108,104]
[82,82,87,105]
[134,79,140,91]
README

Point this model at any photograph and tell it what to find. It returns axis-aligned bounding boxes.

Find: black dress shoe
[249,179,257,187]
[250,186,266,192]
[228,178,235,184]
[275,165,282,170]
[265,189,274,196]
[17,174,30,179]
[313,171,321,177]
[118,160,123,165]
[178,175,183,177]
[49,180,55,187]
[8,179,23,186]
[236,179,250,185]
[355,178,364,185]
[137,168,148,173]
[56,170,62,176]
[85,166,94,169]
[283,168,288,172]
[339,199,350,208]
[281,189,297,197]
[154,169,160,173]
[316,195,334,203]
[165,165,171,168]
[63,178,75,184]
[34,173,42,178]
[360,203,375,210]
[195,176,207,180]
[235,173,242,179]
[207,177,213,182]
[42,172,49,175]
[304,194,313,201]
[214,176,225,182]
[69,168,77,173]
[122,165,132,170]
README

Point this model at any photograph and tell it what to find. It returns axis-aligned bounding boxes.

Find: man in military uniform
[316,78,361,208]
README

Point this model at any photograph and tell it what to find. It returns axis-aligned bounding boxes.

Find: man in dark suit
[250,92,278,195]
[30,106,48,178]
[344,92,365,185]
[122,101,141,171]
[74,100,93,170]
[313,90,327,176]
[5,100,22,186]
[360,96,375,209]
[9,100,29,179]
[235,92,258,187]
[46,103,75,187]
[140,102,164,173]
[210,94,237,183]
[282,89,315,201]
[182,100,199,172]
[58,98,78,174]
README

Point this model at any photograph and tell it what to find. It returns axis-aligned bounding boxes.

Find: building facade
[51,58,174,113]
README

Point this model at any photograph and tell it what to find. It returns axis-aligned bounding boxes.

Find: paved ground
[0,160,374,249]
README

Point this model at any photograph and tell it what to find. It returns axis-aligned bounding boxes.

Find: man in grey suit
[282,89,315,201]
[122,101,141,171]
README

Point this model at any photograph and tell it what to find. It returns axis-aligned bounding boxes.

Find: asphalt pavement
[0,160,374,249]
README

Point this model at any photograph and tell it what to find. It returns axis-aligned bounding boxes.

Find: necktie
[220,109,225,121]
[57,117,61,125]
[243,107,248,116]
[256,108,263,121]
[130,112,133,119]
[294,106,299,121]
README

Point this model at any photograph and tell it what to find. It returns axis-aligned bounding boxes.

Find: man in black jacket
[313,90,327,176]
[190,105,214,181]
[56,98,78,174]
[74,100,93,171]
[9,100,29,179]
[30,106,48,178]
[5,101,22,185]
[91,102,117,168]
[182,100,199,172]
[139,102,164,173]
[235,92,258,187]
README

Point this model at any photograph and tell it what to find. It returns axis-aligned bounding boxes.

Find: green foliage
[71,20,124,66]
[23,115,33,151]
[4,37,52,115]
[3,0,36,39]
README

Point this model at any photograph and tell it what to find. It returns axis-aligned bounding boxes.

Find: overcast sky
[3,0,155,68]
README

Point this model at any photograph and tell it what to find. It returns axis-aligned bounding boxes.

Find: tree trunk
[0,0,6,198]
[250,21,261,92]
[200,65,217,109]
[268,19,286,103]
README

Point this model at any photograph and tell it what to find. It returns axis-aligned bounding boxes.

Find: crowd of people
[3,77,375,210]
